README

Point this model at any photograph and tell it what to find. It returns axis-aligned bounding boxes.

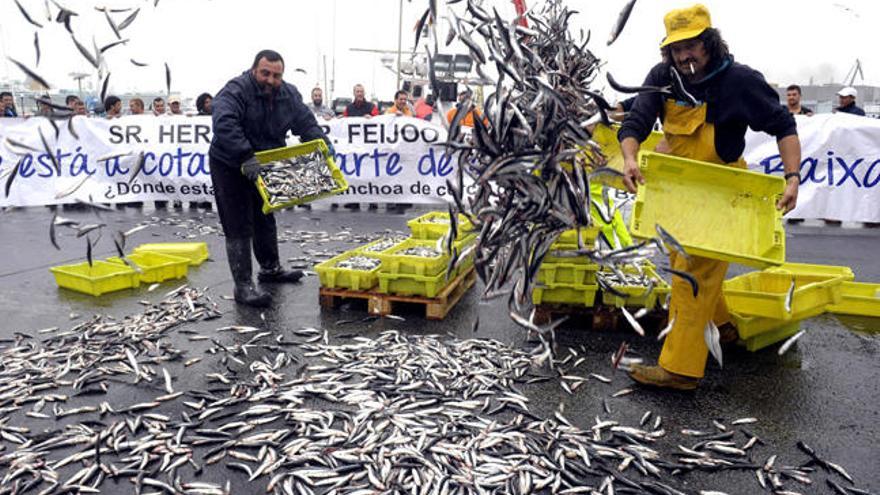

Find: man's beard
[314,99,323,106]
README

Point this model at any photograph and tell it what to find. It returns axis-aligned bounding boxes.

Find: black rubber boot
[253,222,303,284]
[225,238,271,307]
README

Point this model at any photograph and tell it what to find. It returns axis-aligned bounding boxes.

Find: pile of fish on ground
[0,289,868,494]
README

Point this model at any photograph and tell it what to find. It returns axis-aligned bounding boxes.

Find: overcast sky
[0,0,877,104]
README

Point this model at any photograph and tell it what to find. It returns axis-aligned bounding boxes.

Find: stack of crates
[315,212,477,298]
[534,227,601,307]
[723,263,849,351]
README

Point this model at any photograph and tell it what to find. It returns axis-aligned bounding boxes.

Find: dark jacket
[836,103,866,116]
[344,100,378,117]
[618,58,797,163]
[209,71,327,168]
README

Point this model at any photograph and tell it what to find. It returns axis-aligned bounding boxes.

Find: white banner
[4,112,880,221]
[0,114,454,207]
[744,113,880,223]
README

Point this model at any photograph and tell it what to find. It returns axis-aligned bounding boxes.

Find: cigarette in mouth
[689,62,695,75]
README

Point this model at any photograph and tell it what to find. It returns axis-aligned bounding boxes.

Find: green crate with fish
[315,252,383,291]
[50,261,141,296]
[599,263,670,309]
[407,211,476,241]
[355,235,410,256]
[107,251,189,284]
[254,139,348,214]
[379,237,476,276]
[723,271,844,321]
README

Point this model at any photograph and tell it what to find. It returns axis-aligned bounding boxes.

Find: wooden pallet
[534,303,668,332]
[319,267,476,320]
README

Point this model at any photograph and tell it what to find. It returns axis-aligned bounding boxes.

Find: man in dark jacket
[343,84,379,117]
[835,87,866,116]
[210,49,334,307]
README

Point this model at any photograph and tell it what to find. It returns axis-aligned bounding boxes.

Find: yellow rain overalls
[657,101,744,378]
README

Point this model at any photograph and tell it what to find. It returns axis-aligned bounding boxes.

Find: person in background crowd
[37,95,53,116]
[414,94,435,120]
[343,84,378,117]
[129,98,145,115]
[385,90,414,116]
[152,97,166,116]
[196,93,213,115]
[308,87,334,120]
[65,95,86,115]
[104,96,123,118]
[446,89,485,127]
[1,92,17,117]
[168,96,184,115]
[834,86,865,116]
[210,49,334,307]
[786,85,813,116]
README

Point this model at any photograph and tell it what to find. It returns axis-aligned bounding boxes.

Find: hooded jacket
[209,71,327,167]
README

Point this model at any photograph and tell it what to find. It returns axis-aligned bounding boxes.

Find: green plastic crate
[630,151,786,268]
[50,261,140,296]
[377,270,450,298]
[600,265,671,309]
[537,262,599,285]
[379,237,475,276]
[133,242,209,266]
[532,282,599,307]
[356,237,409,255]
[556,227,599,247]
[723,271,843,321]
[765,262,855,281]
[407,211,475,240]
[107,252,189,283]
[741,320,802,352]
[315,252,382,291]
[254,139,348,214]
[827,281,880,317]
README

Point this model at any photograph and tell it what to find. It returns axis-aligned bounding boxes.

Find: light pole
[396,0,403,90]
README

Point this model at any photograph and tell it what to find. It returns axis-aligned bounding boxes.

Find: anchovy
[7,57,51,89]
[607,0,637,45]
[704,320,723,368]
[777,329,806,356]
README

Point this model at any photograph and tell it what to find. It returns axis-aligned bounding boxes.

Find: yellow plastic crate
[356,237,409,255]
[254,139,348,214]
[379,237,475,276]
[537,262,599,285]
[50,261,140,296]
[107,252,189,283]
[134,242,209,266]
[723,271,843,321]
[765,263,855,281]
[741,320,802,352]
[315,252,382,291]
[730,311,804,341]
[532,282,599,307]
[600,265,671,309]
[590,124,665,188]
[629,151,786,268]
[377,270,449,298]
[827,282,880,317]
[545,244,594,265]
[407,211,475,240]
[556,227,599,247]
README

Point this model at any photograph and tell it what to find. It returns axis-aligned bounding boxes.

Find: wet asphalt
[0,204,877,494]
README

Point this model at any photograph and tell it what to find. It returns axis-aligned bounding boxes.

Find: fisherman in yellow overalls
[617,4,801,390]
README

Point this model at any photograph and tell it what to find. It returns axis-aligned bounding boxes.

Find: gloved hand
[325,140,337,158]
[240,156,262,181]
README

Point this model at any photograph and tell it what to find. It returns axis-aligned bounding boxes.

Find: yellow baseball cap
[660,4,712,47]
